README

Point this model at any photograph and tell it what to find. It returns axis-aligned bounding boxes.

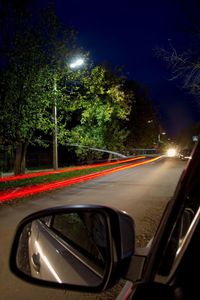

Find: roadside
[0,156,162,203]
[0,156,147,179]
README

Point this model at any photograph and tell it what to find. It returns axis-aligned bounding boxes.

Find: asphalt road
[0,157,187,300]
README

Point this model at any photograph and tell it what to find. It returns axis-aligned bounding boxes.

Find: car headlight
[167,148,177,157]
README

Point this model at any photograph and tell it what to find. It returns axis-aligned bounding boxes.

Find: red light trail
[0,156,161,203]
[0,156,145,182]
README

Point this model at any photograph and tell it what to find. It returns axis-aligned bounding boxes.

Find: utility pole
[53,77,58,170]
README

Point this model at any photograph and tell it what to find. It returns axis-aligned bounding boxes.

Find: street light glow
[69,58,84,69]
[167,148,177,157]
[53,56,85,170]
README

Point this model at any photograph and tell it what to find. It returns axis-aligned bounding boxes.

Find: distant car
[179,149,192,160]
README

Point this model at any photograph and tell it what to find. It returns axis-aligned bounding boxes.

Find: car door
[132,141,200,299]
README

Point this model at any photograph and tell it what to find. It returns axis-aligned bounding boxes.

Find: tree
[66,65,132,160]
[155,0,200,103]
[155,44,200,100]
[124,81,159,149]
[0,2,77,174]
[0,1,131,172]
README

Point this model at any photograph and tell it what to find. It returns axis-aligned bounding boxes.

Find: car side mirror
[10,204,135,292]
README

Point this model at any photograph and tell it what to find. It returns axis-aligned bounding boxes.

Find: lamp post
[53,57,84,170]
[53,77,58,170]
[158,131,166,144]
[147,120,166,146]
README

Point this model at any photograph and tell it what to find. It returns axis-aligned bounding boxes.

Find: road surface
[0,157,187,300]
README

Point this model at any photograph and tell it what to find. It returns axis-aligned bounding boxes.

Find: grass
[0,163,126,191]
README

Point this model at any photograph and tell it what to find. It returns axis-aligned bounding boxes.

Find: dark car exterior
[178,149,192,160]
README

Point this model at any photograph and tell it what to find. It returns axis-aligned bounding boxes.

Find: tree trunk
[14,142,28,175]
[108,152,113,162]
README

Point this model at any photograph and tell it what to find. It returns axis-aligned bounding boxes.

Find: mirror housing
[10,204,135,292]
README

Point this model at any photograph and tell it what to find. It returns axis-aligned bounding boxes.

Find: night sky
[54,0,200,137]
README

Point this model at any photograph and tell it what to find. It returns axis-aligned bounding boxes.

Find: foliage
[0,1,78,173]
[1,2,78,142]
[66,66,132,160]
[0,1,161,173]
[0,0,131,170]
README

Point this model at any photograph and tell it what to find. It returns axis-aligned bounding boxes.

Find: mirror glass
[16,211,109,286]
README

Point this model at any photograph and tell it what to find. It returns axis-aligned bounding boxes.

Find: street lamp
[69,58,84,69]
[53,57,84,170]
[158,132,166,144]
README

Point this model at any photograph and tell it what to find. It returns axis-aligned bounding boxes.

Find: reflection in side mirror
[16,212,109,287]
[10,205,135,291]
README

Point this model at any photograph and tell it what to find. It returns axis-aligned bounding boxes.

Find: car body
[10,141,200,299]
[27,214,106,286]
[178,148,192,160]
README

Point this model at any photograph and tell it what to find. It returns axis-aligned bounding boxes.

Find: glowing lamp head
[167,148,177,157]
[69,58,84,69]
